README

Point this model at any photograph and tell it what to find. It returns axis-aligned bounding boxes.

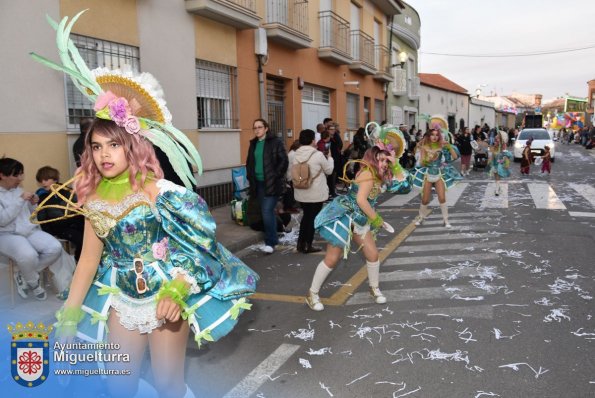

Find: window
[302,85,330,104]
[374,99,384,123]
[196,60,238,129]
[346,93,359,130]
[67,35,140,129]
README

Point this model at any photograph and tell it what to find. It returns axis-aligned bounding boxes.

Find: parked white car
[513,128,555,162]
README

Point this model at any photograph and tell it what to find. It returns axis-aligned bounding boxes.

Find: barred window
[346,93,360,130]
[196,60,238,129]
[374,99,384,122]
[66,35,140,129]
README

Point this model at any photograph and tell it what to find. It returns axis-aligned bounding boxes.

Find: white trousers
[0,230,62,286]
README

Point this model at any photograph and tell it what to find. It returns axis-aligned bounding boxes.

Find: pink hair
[360,146,393,182]
[75,119,164,203]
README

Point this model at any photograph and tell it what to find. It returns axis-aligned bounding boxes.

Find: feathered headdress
[418,113,454,144]
[30,10,202,189]
[364,121,407,161]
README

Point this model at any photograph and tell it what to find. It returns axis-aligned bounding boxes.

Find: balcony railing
[185,0,260,29]
[373,44,392,82]
[318,10,351,64]
[264,0,311,49]
[349,30,375,75]
[392,68,407,95]
[408,76,420,99]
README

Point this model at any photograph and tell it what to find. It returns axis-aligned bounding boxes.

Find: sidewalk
[210,205,263,253]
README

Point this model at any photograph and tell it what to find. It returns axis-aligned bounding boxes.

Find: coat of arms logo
[7,321,53,387]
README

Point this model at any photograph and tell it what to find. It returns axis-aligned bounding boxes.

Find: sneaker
[261,245,274,254]
[30,284,47,301]
[56,288,69,301]
[13,271,28,299]
[444,222,452,229]
[414,218,424,226]
[369,286,387,304]
[306,290,324,311]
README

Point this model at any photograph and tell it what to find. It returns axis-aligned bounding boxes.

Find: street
[189,143,595,398]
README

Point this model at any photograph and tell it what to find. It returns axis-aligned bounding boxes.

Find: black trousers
[298,202,323,247]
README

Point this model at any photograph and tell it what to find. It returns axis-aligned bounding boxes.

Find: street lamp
[392,51,409,68]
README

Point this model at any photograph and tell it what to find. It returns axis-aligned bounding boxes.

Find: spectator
[246,118,289,254]
[327,123,343,196]
[0,157,62,300]
[456,127,473,176]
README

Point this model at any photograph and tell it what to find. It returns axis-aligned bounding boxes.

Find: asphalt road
[182,143,595,398]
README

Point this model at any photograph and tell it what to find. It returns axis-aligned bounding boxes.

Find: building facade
[386,1,420,129]
[468,98,496,130]
[418,73,469,133]
[1,0,407,205]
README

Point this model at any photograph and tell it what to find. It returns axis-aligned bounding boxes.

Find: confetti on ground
[306,347,332,356]
[319,382,333,397]
[544,308,571,323]
[345,372,371,386]
[499,362,549,378]
[299,358,312,369]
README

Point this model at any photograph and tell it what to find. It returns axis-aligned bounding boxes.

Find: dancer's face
[377,153,390,174]
[91,132,129,179]
[429,130,440,142]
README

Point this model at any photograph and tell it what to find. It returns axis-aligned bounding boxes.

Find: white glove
[382,222,394,233]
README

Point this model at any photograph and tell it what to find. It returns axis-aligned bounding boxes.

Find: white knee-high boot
[440,203,451,228]
[307,261,333,311]
[184,385,196,398]
[366,260,386,304]
[415,204,428,225]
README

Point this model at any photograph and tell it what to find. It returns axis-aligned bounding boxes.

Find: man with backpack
[291,129,334,253]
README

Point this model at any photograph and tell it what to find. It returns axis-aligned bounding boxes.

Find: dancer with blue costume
[30,11,258,398]
[306,129,396,311]
[412,116,462,228]
[487,129,513,196]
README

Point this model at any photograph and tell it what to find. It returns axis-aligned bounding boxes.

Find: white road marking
[413,225,493,233]
[425,211,502,219]
[411,304,494,319]
[381,267,499,282]
[346,285,495,305]
[481,183,508,208]
[568,183,595,208]
[526,183,566,210]
[223,344,300,398]
[422,217,496,226]
[568,211,595,218]
[380,189,419,207]
[407,232,496,242]
[384,253,500,266]
[396,241,500,253]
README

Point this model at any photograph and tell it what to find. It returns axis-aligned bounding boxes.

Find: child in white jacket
[0,158,62,300]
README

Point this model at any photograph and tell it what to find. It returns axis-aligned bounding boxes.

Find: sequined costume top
[487,147,513,178]
[76,180,259,347]
[412,143,462,189]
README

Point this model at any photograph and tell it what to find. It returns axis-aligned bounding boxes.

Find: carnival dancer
[520,137,534,175]
[487,129,514,196]
[305,141,395,311]
[30,12,258,398]
[541,145,552,174]
[411,120,462,228]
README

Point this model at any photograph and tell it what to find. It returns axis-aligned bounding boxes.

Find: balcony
[373,45,392,82]
[369,0,403,15]
[408,76,420,100]
[263,0,311,49]
[348,30,375,75]
[185,0,260,30]
[318,11,352,65]
[392,68,407,96]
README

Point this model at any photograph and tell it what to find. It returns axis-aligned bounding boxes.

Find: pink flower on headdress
[124,116,141,135]
[94,91,118,111]
[109,97,131,125]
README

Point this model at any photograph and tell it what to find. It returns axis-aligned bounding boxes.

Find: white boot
[184,385,196,398]
[306,261,333,311]
[366,260,387,304]
[415,204,428,226]
[440,203,451,228]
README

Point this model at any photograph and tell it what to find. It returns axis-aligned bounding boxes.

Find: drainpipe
[257,54,266,119]
[386,14,395,124]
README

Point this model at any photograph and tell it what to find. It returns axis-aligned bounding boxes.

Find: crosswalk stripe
[429,182,468,206]
[425,211,501,219]
[411,304,494,319]
[568,183,595,208]
[223,343,301,398]
[384,253,499,265]
[481,183,508,208]
[346,285,495,305]
[407,232,496,242]
[413,225,495,233]
[526,183,566,210]
[381,266,499,282]
[380,189,419,207]
[421,217,496,226]
[569,211,595,218]
[396,241,500,253]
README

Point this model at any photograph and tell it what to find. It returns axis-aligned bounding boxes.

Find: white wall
[419,85,469,131]
[469,99,496,129]
[0,0,66,133]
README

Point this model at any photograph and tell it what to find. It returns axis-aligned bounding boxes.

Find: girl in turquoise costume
[487,129,513,196]
[412,125,462,228]
[306,145,395,311]
[30,12,258,398]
